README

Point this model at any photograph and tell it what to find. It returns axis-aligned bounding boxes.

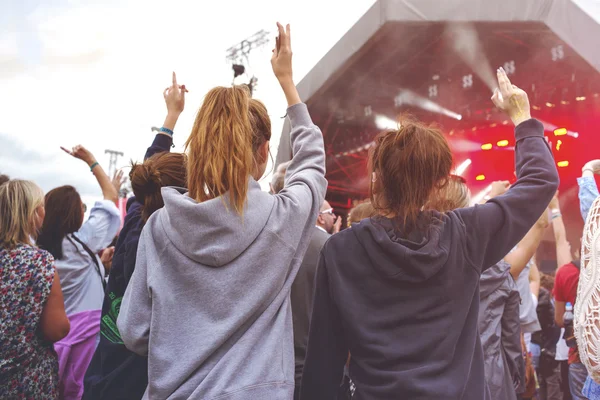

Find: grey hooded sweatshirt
[478,260,525,400]
[117,103,326,400]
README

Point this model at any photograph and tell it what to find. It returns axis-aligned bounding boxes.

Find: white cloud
[0,0,375,196]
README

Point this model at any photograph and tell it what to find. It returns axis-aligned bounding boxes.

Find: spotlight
[374,114,398,130]
[557,161,569,167]
[576,96,586,101]
[481,143,493,150]
[554,128,567,136]
[497,140,509,147]
[455,159,472,176]
[476,175,486,181]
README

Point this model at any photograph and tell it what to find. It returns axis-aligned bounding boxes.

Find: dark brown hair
[369,117,453,230]
[37,185,84,260]
[425,175,470,213]
[0,174,9,186]
[185,85,271,215]
[130,152,187,222]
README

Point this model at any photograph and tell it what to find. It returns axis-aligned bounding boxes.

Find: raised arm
[272,23,327,222]
[144,72,188,160]
[457,68,559,270]
[505,210,548,281]
[549,194,572,269]
[578,160,600,222]
[61,145,118,204]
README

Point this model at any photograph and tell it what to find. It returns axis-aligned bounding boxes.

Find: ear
[259,141,269,164]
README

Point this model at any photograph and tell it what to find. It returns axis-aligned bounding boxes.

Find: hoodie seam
[262,228,297,254]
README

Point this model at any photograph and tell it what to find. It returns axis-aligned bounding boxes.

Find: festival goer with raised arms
[117,23,327,399]
[300,68,559,399]
[0,180,70,399]
[37,145,121,400]
[83,73,188,400]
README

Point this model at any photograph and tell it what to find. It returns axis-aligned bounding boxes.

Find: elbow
[43,318,71,342]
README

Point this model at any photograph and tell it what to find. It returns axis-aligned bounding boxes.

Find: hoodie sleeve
[117,228,152,356]
[456,119,559,271]
[300,251,348,400]
[502,281,525,394]
[274,103,327,244]
[144,133,172,160]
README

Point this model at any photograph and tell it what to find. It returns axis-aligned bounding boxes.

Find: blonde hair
[185,85,271,215]
[425,174,470,213]
[0,180,45,249]
[348,201,376,226]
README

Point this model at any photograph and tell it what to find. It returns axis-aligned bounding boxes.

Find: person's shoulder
[18,244,54,263]
[556,263,578,278]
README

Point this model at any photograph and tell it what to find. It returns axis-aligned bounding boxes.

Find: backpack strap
[67,234,107,291]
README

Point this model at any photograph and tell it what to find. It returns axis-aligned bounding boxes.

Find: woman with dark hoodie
[82,73,187,400]
[117,24,327,399]
[428,176,550,399]
[300,68,559,399]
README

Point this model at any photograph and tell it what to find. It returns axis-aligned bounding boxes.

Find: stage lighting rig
[226,30,270,96]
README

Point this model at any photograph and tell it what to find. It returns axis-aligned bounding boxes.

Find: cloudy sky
[0,0,375,203]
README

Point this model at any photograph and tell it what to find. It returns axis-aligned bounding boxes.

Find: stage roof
[275,0,600,248]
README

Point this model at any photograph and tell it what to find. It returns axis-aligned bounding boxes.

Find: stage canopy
[275,0,600,252]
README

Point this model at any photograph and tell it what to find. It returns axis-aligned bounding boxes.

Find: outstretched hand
[271,22,293,82]
[61,145,96,166]
[491,67,531,126]
[164,72,188,116]
[111,170,127,194]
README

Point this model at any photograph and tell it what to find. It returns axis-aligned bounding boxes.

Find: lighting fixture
[546,102,555,108]
[476,175,485,181]
[576,96,586,101]
[497,140,509,147]
[557,161,569,167]
[556,140,562,151]
[554,128,567,136]
[481,143,493,150]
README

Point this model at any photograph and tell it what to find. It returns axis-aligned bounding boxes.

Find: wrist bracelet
[159,127,174,136]
[583,168,594,175]
[90,162,99,171]
[551,212,562,220]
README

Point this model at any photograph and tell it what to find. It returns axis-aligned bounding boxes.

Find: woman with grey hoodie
[117,23,327,400]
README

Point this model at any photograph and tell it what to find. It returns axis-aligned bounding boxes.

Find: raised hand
[271,22,293,82]
[111,170,127,194]
[333,216,342,234]
[489,180,511,198]
[164,72,188,116]
[549,191,560,210]
[491,67,531,126]
[61,145,96,167]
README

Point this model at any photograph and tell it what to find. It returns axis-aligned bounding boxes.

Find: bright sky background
[0,0,376,206]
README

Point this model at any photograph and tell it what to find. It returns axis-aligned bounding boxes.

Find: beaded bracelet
[90,162,99,172]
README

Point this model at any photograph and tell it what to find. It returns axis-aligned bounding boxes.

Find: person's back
[118,24,327,400]
[0,180,70,399]
[479,260,523,400]
[300,68,559,399]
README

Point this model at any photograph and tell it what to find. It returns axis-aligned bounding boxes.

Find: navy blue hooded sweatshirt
[299,119,559,400]
[83,134,172,400]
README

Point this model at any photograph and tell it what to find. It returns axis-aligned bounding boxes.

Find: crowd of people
[1,22,600,400]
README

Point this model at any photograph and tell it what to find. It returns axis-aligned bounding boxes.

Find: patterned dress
[0,244,59,399]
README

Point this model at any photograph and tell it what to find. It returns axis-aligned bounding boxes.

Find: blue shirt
[578,176,599,222]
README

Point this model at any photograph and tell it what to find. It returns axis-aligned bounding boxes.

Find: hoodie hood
[352,214,450,283]
[158,179,274,267]
[479,260,512,298]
